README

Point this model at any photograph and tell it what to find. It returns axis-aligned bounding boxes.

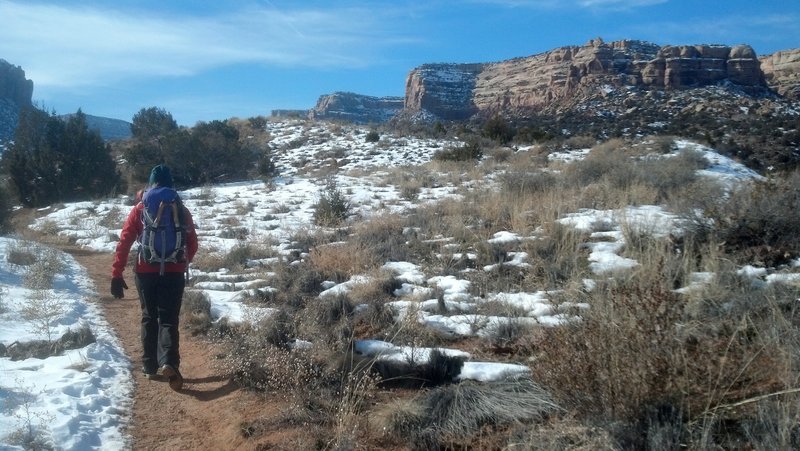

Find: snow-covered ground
[3,120,796,449]
[0,239,131,450]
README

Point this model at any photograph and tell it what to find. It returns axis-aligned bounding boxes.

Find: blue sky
[1,0,798,126]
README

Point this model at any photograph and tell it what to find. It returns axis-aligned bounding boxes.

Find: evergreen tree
[483,115,515,144]
[0,179,12,233]
[3,107,58,206]
[186,120,250,184]
[131,107,178,142]
[0,107,120,207]
[124,108,257,188]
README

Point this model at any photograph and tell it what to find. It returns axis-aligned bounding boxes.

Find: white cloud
[0,1,403,88]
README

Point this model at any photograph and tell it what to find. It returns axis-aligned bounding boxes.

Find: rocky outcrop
[405,64,484,120]
[0,59,33,108]
[0,59,34,142]
[761,48,800,100]
[59,113,132,141]
[309,92,404,123]
[648,44,763,88]
[271,109,309,119]
[404,39,770,120]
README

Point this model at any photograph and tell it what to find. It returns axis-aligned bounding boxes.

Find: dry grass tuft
[374,378,560,450]
[308,241,381,282]
[296,294,355,349]
[180,289,213,336]
[506,416,620,450]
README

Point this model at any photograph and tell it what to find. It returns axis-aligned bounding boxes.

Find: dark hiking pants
[134,272,185,372]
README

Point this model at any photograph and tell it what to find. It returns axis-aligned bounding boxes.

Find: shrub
[181,290,212,336]
[6,381,55,449]
[220,244,254,270]
[312,179,350,226]
[709,172,800,265]
[515,126,554,143]
[637,149,707,201]
[7,247,37,267]
[5,324,95,360]
[498,170,558,196]
[433,140,483,162]
[257,150,277,178]
[248,116,267,130]
[365,130,380,143]
[562,135,597,150]
[268,262,327,309]
[482,115,515,144]
[531,274,687,417]
[21,290,66,343]
[0,180,12,233]
[348,215,411,264]
[565,142,640,189]
[308,241,380,282]
[22,249,63,290]
[226,338,320,393]
[250,309,293,348]
[506,416,618,450]
[530,251,800,449]
[488,146,514,162]
[399,179,422,201]
[296,294,354,347]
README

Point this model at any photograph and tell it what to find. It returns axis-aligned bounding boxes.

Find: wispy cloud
[0,1,407,88]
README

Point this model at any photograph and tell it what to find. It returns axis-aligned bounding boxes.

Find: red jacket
[112,201,198,278]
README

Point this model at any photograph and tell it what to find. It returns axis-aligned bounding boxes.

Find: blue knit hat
[148,164,173,187]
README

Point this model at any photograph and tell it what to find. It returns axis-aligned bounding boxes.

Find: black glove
[111,277,128,298]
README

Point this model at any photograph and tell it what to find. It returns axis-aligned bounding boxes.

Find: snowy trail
[61,247,292,450]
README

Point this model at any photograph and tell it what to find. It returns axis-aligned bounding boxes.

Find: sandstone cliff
[0,59,33,108]
[404,64,484,121]
[403,38,773,120]
[0,59,34,141]
[761,48,800,100]
[309,92,404,123]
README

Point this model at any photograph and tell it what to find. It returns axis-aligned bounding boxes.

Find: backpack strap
[172,201,181,227]
[153,201,167,227]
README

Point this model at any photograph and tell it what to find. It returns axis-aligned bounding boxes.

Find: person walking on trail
[110,164,198,391]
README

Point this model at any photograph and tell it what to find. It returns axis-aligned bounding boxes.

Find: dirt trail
[64,247,272,450]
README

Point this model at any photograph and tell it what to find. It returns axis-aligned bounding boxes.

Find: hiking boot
[142,367,161,381]
[161,364,183,391]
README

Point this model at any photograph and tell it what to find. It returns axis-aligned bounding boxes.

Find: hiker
[110,164,198,391]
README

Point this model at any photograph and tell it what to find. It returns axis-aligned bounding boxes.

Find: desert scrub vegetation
[529,230,800,449]
[181,135,800,449]
[313,178,350,226]
[705,171,800,266]
[181,290,213,336]
[191,241,276,272]
[432,139,483,162]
